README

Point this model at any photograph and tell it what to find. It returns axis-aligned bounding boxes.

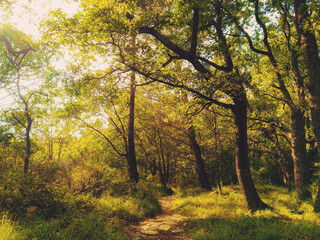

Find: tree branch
[139,26,211,75]
[198,56,234,72]
[12,112,27,129]
[126,63,234,110]
[0,35,35,57]
[74,116,127,157]
[139,26,189,59]
[190,7,199,55]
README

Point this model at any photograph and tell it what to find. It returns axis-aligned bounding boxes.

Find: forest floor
[125,196,190,240]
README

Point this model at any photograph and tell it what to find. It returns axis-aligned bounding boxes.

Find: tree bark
[232,92,268,211]
[291,107,310,198]
[188,125,212,191]
[127,73,139,183]
[24,112,32,173]
[213,110,222,192]
[294,0,320,209]
[157,129,169,189]
[294,0,320,146]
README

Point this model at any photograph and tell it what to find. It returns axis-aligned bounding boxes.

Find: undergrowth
[173,185,320,240]
[4,171,320,240]
[0,173,161,240]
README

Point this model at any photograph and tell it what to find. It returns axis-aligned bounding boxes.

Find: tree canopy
[1,1,320,238]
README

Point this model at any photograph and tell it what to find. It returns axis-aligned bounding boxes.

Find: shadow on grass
[185,216,320,240]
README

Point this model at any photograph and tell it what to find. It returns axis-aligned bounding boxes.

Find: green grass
[4,180,319,240]
[0,214,24,240]
[185,217,320,240]
[22,212,126,240]
[0,171,163,240]
[0,190,161,240]
[173,185,320,240]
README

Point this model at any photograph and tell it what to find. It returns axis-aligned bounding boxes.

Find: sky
[2,0,79,39]
[0,0,80,108]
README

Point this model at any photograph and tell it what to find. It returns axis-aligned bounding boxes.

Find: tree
[0,27,50,173]
[188,125,211,190]
[45,0,268,210]
[126,71,139,183]
[134,87,185,189]
[293,0,320,210]
[0,32,34,173]
[234,0,311,198]
[134,87,212,190]
[294,0,320,147]
[59,68,142,184]
[132,0,267,210]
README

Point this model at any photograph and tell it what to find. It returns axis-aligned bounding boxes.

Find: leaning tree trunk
[127,73,139,183]
[188,125,212,191]
[232,92,268,211]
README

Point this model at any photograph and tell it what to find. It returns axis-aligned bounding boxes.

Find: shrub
[0,172,65,218]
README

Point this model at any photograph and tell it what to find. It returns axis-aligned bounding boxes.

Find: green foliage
[0,170,161,239]
[2,0,320,238]
[0,172,65,218]
[0,126,13,144]
[64,162,130,196]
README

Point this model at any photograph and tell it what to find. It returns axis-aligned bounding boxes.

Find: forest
[1,0,320,239]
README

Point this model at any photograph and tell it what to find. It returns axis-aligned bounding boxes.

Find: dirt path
[125,196,190,240]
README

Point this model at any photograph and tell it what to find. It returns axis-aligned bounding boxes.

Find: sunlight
[0,0,80,108]
[0,0,80,39]
[0,1,320,239]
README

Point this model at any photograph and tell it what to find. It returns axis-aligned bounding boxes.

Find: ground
[125,196,190,240]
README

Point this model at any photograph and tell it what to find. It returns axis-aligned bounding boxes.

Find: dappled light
[1,0,320,239]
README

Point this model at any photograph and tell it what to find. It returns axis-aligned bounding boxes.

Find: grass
[0,191,161,240]
[0,215,24,240]
[3,181,320,240]
[0,171,163,240]
[173,185,320,240]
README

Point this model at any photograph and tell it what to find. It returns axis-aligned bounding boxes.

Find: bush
[0,172,65,218]
[55,162,131,197]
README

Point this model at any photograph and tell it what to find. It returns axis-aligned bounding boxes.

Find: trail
[125,196,190,240]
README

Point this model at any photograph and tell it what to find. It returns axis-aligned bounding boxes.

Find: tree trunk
[213,110,222,192]
[166,153,170,186]
[314,186,320,212]
[127,73,139,183]
[158,129,168,189]
[291,107,311,198]
[24,117,32,174]
[294,0,320,146]
[232,92,267,211]
[270,134,293,188]
[188,125,212,191]
[151,158,157,176]
[294,0,320,210]
[48,135,53,161]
